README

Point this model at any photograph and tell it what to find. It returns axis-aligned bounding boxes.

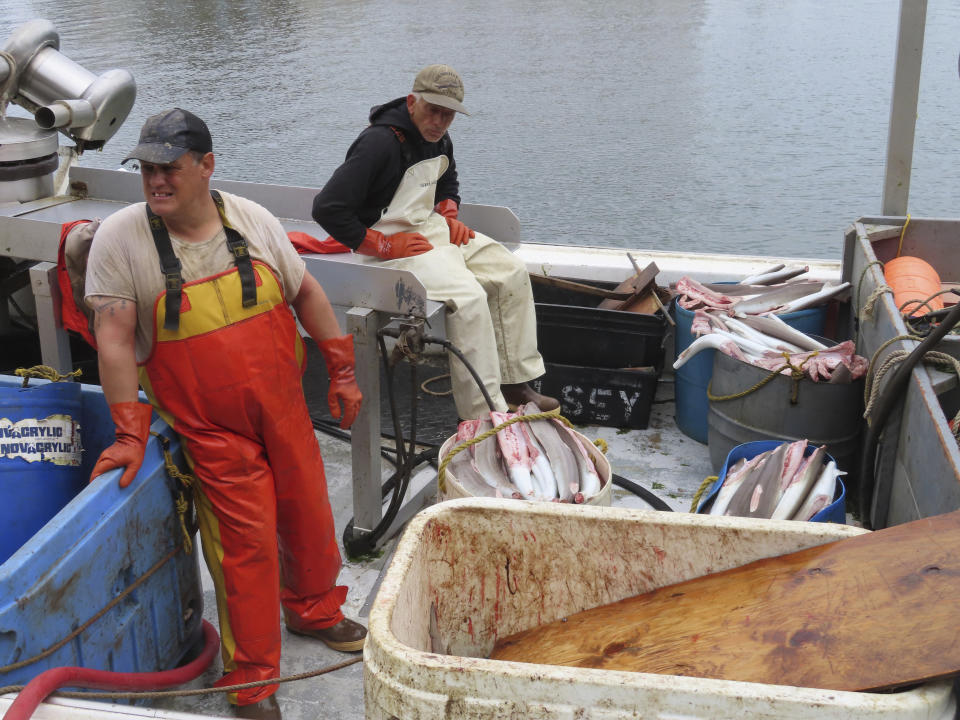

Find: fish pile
[705,440,845,521]
[447,402,604,503]
[672,267,867,383]
[674,264,851,316]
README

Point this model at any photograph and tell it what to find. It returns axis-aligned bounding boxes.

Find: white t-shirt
[85,191,305,362]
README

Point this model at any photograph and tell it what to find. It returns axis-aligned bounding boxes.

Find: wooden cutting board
[491,511,960,691]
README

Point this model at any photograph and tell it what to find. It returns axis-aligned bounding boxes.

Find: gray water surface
[3,0,959,258]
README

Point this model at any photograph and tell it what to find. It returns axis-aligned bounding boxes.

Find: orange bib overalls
[139,208,345,705]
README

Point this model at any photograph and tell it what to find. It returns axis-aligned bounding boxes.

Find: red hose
[3,619,220,720]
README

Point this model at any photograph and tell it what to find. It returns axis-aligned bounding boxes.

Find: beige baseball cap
[412,64,470,116]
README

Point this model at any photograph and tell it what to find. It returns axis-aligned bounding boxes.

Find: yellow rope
[690,475,719,512]
[152,431,198,555]
[14,365,82,387]
[707,353,814,405]
[895,214,911,257]
[438,408,592,494]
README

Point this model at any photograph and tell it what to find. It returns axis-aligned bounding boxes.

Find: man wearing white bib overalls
[312,64,558,420]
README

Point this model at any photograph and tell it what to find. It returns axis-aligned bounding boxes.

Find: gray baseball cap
[412,65,470,116]
[122,108,213,164]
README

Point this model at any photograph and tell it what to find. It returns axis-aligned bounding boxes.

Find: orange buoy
[884,256,944,317]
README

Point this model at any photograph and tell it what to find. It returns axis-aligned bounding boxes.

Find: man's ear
[200,151,215,178]
[406,94,417,112]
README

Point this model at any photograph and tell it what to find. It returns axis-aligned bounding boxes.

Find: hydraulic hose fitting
[379,314,428,366]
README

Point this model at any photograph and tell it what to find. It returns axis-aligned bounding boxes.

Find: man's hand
[357,228,432,259]
[90,402,153,488]
[434,198,475,247]
[317,335,362,428]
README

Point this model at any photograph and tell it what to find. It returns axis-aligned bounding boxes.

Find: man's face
[407,95,456,143]
[139,152,213,218]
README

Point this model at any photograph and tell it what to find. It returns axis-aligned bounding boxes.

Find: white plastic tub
[438,427,612,506]
[365,499,955,719]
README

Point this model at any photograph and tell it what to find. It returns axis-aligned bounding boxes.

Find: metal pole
[346,306,383,537]
[882,0,927,216]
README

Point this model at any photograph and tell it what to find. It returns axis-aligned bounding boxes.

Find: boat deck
[52,376,711,720]
[165,374,708,720]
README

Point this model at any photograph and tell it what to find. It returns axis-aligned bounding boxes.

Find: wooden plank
[528,273,632,301]
[597,260,660,311]
[491,511,960,692]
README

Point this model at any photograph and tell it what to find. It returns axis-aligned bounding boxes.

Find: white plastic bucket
[437,425,612,506]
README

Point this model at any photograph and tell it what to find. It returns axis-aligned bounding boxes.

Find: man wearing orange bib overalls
[85,109,365,718]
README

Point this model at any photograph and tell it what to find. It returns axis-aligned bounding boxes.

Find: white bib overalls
[372,156,545,419]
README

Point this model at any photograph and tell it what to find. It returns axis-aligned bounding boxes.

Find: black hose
[333,323,673,556]
[859,301,960,528]
[611,473,673,511]
[342,336,419,557]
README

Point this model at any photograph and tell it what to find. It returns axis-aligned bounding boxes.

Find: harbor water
[2,0,959,259]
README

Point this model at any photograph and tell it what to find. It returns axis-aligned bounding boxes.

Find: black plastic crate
[531,363,659,430]
[535,303,666,370]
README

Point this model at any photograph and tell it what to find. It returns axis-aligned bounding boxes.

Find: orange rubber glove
[90,402,153,488]
[356,228,432,259]
[317,334,363,429]
[434,198,475,247]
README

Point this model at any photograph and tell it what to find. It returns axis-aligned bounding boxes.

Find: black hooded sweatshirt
[311,97,461,251]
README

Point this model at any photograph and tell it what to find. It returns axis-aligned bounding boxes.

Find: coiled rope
[420,373,452,397]
[857,260,890,321]
[863,340,960,440]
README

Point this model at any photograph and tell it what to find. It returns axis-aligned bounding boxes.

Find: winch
[0,19,135,352]
[0,117,58,203]
[0,19,135,203]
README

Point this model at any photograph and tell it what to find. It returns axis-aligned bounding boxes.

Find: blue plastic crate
[0,375,204,686]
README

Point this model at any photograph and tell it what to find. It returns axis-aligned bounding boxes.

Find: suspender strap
[211,191,257,309]
[145,208,185,332]
[145,191,258,331]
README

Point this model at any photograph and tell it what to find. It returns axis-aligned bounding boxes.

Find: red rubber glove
[434,198,475,247]
[356,228,432,259]
[90,402,153,488]
[317,334,363,429]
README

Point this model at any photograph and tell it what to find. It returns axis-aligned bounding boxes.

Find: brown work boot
[235,694,282,720]
[287,617,367,652]
[500,382,560,412]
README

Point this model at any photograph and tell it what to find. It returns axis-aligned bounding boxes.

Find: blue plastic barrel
[0,380,85,564]
[672,297,826,444]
